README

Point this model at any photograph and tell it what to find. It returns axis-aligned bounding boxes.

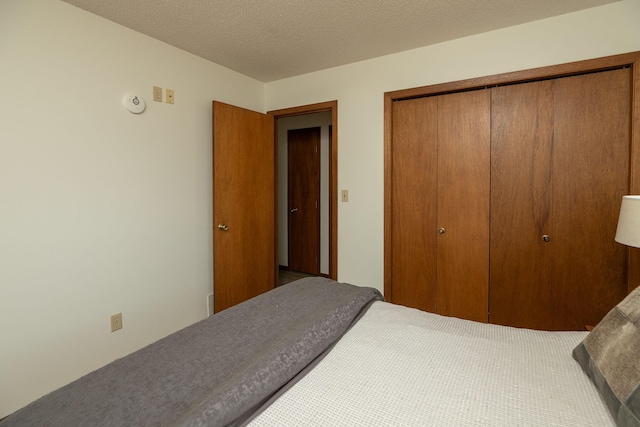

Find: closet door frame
[384,51,640,300]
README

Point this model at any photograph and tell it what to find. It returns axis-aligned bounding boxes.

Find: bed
[3,277,638,426]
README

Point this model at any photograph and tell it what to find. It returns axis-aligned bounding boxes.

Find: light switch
[153,86,162,102]
[341,190,349,202]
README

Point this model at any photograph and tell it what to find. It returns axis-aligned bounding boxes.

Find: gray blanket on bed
[4,277,383,427]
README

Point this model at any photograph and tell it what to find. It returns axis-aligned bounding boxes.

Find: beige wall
[265,0,640,291]
[0,0,264,417]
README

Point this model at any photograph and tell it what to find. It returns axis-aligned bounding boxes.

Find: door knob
[438,227,445,234]
[290,208,298,213]
[218,223,229,231]
[542,234,550,242]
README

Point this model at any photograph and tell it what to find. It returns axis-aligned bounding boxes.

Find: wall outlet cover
[110,313,123,332]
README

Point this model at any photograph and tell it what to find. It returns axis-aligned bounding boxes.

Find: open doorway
[269,101,337,286]
[278,116,329,281]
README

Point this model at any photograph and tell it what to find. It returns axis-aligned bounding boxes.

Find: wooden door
[436,90,490,322]
[490,80,555,329]
[287,127,320,274]
[389,97,438,312]
[490,69,630,330]
[212,101,275,313]
[549,69,630,329]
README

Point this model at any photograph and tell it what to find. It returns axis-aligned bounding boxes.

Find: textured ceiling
[61,0,619,82]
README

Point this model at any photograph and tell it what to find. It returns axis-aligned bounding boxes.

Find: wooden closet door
[550,69,630,330]
[490,80,555,329]
[390,98,438,312]
[437,90,490,322]
[490,70,630,330]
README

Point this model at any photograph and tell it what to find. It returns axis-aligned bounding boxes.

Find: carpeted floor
[278,269,317,286]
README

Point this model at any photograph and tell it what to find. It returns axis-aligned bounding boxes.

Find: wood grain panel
[213,101,275,312]
[287,127,321,274]
[436,90,490,322]
[550,69,630,330]
[389,97,438,312]
[489,80,555,329]
[490,70,631,330]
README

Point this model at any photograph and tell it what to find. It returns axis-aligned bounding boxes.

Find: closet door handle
[218,223,229,231]
[542,234,550,242]
[290,208,298,213]
[438,227,446,234]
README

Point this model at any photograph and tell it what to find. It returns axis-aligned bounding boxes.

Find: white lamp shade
[615,196,640,248]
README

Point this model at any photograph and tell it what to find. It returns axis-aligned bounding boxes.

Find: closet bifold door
[550,69,629,330]
[390,97,438,312]
[489,80,555,330]
[489,69,631,330]
[436,90,490,322]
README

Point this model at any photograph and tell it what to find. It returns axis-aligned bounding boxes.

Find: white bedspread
[250,301,614,426]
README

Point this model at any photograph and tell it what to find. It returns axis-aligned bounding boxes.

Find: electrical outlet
[110,313,123,332]
[153,86,162,102]
[341,190,349,202]
[166,88,174,104]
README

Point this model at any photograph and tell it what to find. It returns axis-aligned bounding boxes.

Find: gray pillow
[573,286,640,427]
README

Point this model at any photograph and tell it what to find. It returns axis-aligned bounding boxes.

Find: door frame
[384,51,640,299]
[269,101,338,280]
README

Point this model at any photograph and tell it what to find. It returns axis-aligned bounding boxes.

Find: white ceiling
[61,0,619,82]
